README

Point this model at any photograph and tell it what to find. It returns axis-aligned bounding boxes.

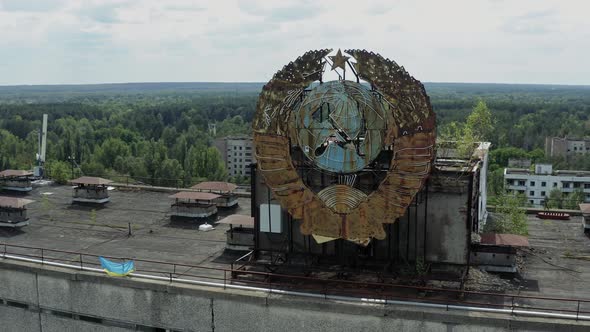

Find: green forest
[0,82,589,191]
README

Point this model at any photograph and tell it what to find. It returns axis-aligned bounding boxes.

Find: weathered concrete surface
[0,267,38,304]
[425,192,469,264]
[0,305,40,332]
[1,259,588,332]
[40,314,131,332]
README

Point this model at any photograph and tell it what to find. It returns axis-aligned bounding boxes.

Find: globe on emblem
[293,80,386,173]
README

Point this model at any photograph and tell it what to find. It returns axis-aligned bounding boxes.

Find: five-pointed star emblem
[329,49,350,71]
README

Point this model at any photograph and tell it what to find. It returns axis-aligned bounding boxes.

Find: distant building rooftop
[0,169,34,178]
[70,176,113,186]
[0,196,34,209]
[479,233,529,247]
[217,214,254,227]
[169,191,221,201]
[191,181,238,193]
[505,168,590,176]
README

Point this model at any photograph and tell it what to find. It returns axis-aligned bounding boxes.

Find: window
[245,152,252,156]
[541,181,546,187]
[239,152,242,156]
[529,191,535,196]
[563,182,570,188]
[518,190,525,194]
[245,159,252,162]
[585,183,590,189]
[239,146,242,150]
[553,183,558,187]
[541,191,546,196]
[530,181,535,187]
[518,180,525,186]
[530,200,534,205]
[234,146,237,150]
[573,182,581,188]
[245,146,252,150]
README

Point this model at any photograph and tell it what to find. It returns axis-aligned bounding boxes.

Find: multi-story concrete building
[213,136,255,178]
[545,137,590,158]
[504,163,590,207]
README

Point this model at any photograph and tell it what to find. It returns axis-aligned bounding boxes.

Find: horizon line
[1,81,589,88]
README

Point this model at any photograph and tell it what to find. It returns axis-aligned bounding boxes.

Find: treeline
[0,83,589,186]
[430,83,590,150]
[0,93,255,185]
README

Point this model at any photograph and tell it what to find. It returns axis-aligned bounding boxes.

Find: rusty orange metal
[253,49,436,244]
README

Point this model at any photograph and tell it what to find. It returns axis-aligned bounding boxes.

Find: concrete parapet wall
[0,260,588,332]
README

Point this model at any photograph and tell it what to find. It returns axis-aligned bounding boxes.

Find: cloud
[502,9,559,35]
[0,0,588,85]
[238,0,323,21]
[366,3,394,15]
[0,0,65,12]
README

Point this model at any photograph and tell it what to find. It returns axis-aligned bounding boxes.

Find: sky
[0,0,588,85]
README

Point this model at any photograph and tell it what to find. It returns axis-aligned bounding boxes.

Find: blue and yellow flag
[99,257,135,277]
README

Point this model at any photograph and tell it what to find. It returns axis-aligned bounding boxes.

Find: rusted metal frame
[406,201,411,262]
[424,181,429,263]
[462,172,475,292]
[387,223,392,262]
[346,59,360,83]
[251,164,259,259]
[414,195,418,262]
[267,189,272,234]
[395,215,400,262]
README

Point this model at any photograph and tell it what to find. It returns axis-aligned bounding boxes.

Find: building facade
[504,164,590,207]
[213,136,255,178]
[252,142,490,274]
[545,137,590,158]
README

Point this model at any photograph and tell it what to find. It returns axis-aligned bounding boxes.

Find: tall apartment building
[545,137,590,158]
[504,163,590,207]
[213,136,255,178]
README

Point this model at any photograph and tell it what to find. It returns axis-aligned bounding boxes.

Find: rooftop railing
[1,242,589,321]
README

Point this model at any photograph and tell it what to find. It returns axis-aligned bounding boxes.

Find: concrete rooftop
[0,184,250,279]
[1,184,589,312]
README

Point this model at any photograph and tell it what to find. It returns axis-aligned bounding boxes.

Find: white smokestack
[40,114,48,163]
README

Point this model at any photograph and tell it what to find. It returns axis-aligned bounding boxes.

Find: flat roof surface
[0,169,34,178]
[0,184,251,278]
[0,196,34,208]
[218,214,254,227]
[170,191,221,201]
[0,185,588,306]
[579,203,590,214]
[479,233,529,247]
[517,214,590,300]
[70,176,113,185]
[191,181,238,193]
